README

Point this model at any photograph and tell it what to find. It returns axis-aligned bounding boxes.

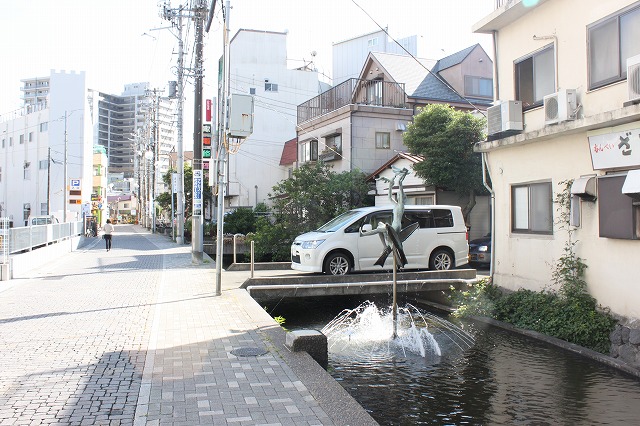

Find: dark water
[269,297,640,425]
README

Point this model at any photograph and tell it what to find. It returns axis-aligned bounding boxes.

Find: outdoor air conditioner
[544,88,577,125]
[487,101,523,136]
[627,54,640,103]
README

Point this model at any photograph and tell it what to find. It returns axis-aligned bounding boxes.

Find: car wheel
[324,252,351,275]
[429,249,453,270]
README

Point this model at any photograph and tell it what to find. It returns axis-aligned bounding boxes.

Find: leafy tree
[403,104,487,222]
[248,162,372,261]
[157,163,213,219]
[224,207,257,235]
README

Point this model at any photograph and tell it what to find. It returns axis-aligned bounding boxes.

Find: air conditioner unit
[487,101,523,136]
[544,88,577,125]
[627,54,640,103]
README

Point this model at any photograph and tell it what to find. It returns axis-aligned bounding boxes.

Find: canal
[267,296,640,425]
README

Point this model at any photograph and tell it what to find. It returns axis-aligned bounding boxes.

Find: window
[366,79,383,105]
[29,132,34,142]
[598,174,638,239]
[464,76,493,98]
[411,195,435,205]
[511,182,553,234]
[40,203,47,215]
[299,139,318,163]
[325,134,342,153]
[23,162,31,180]
[39,160,48,170]
[265,83,278,92]
[9,137,12,146]
[124,203,130,209]
[19,134,24,144]
[375,132,390,149]
[515,45,555,109]
[368,37,378,48]
[1,139,4,148]
[0,167,2,183]
[588,4,640,89]
[249,88,256,95]
[40,122,48,132]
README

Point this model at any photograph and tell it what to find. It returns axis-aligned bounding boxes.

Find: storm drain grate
[230,347,268,357]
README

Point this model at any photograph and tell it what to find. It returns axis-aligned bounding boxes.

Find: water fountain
[321,301,475,359]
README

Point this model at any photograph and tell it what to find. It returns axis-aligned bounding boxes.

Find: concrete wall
[10,235,83,279]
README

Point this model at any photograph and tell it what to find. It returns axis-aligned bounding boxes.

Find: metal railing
[5,221,83,255]
[297,78,407,124]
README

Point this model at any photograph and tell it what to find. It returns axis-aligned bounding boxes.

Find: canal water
[269,296,640,425]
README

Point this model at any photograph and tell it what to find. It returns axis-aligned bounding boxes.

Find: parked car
[291,205,469,275]
[469,234,491,268]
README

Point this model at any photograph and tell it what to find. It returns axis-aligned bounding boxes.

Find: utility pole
[215,0,230,295]
[191,0,206,264]
[63,111,68,223]
[161,3,186,244]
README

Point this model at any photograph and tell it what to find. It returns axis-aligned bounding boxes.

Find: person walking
[103,219,114,251]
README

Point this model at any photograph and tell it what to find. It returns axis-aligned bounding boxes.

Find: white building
[223,29,328,208]
[473,0,640,334]
[332,29,418,85]
[0,70,92,225]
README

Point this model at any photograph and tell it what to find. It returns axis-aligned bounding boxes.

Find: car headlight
[478,245,489,252]
[301,239,325,249]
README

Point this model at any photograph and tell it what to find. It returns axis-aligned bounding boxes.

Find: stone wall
[610,322,640,368]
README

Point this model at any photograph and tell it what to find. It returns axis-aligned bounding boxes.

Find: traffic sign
[203,148,212,159]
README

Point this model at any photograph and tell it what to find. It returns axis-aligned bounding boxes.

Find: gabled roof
[411,44,492,107]
[279,138,297,166]
[367,52,436,95]
[366,152,425,182]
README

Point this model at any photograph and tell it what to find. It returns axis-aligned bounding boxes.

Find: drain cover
[231,347,268,357]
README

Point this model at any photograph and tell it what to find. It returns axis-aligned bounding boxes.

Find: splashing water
[321,301,475,359]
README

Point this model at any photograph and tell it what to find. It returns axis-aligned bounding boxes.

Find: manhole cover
[231,347,268,357]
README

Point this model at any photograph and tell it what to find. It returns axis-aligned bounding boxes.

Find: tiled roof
[279,138,297,166]
[411,44,493,108]
[370,52,436,95]
[366,152,425,182]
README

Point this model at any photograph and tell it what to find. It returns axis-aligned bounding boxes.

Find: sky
[0,0,495,148]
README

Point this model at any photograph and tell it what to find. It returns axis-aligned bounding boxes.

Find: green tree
[224,207,257,234]
[158,163,213,219]
[249,162,372,261]
[403,104,487,222]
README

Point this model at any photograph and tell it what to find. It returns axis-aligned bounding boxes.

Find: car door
[356,210,393,270]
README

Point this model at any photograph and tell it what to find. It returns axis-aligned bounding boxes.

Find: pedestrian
[103,219,114,251]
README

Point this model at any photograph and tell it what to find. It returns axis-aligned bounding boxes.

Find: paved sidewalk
[0,225,375,426]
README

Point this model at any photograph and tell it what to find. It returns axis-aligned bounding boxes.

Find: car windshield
[316,210,364,232]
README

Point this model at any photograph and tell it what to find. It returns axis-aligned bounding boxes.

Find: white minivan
[291,205,469,275]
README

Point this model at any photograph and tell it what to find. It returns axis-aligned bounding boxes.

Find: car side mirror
[361,223,373,233]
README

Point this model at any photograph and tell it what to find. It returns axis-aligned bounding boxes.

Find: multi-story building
[473,0,640,343]
[221,29,329,209]
[0,70,92,225]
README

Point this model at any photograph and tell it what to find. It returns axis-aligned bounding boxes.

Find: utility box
[228,94,254,139]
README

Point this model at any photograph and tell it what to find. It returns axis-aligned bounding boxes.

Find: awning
[622,169,640,200]
[571,176,596,201]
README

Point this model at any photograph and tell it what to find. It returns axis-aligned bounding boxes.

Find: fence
[4,221,83,255]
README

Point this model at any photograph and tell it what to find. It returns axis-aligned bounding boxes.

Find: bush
[224,207,257,235]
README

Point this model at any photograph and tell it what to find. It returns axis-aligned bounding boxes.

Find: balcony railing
[297,78,407,124]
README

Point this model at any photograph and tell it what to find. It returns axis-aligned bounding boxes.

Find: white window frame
[299,140,318,163]
[511,181,553,234]
[265,83,278,92]
[464,76,493,99]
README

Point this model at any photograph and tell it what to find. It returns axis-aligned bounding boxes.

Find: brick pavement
[0,225,376,426]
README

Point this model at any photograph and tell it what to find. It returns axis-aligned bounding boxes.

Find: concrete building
[473,0,640,324]
[222,29,328,209]
[0,70,92,225]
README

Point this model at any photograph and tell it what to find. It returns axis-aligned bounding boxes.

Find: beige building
[473,0,640,323]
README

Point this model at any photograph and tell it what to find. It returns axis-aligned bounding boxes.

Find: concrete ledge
[10,236,83,279]
[226,262,292,271]
[285,330,328,369]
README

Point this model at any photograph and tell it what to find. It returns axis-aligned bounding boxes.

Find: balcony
[474,0,549,33]
[297,78,407,125]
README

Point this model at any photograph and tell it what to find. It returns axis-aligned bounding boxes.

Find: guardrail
[3,221,83,255]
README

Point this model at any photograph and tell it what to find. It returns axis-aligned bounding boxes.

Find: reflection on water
[272,297,640,425]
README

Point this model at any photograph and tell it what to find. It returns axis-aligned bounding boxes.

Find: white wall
[227,30,324,208]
